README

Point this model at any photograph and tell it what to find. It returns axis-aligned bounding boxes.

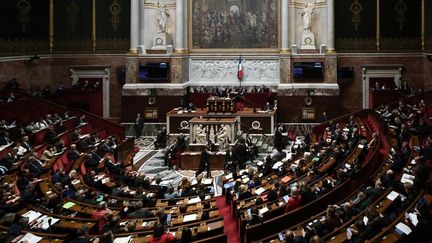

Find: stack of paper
[183,214,197,222]
[386,191,400,201]
[400,173,415,185]
[17,233,42,243]
[22,210,42,222]
[272,161,283,169]
[395,222,412,235]
[188,197,201,204]
[202,178,212,185]
[258,207,269,217]
[113,236,132,243]
[255,187,265,195]
[408,213,419,226]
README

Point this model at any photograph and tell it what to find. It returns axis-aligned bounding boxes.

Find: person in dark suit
[154,128,167,149]
[274,125,286,151]
[195,145,211,178]
[134,113,144,138]
[67,144,81,161]
[54,121,67,134]
[43,125,58,143]
[70,128,81,144]
[68,226,92,243]
[20,136,33,151]
[1,148,18,169]
[27,155,47,175]
[0,131,12,146]
[319,111,328,123]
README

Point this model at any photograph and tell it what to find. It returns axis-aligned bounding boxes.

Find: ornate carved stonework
[335,37,376,52]
[16,0,31,32]
[0,39,49,56]
[381,37,422,51]
[394,0,407,32]
[189,58,279,85]
[67,1,79,33]
[110,0,122,32]
[350,0,363,31]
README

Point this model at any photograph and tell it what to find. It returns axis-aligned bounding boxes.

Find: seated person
[154,128,167,149]
[43,125,58,143]
[70,128,81,144]
[54,121,67,134]
[67,144,82,161]
[41,145,56,161]
[186,101,196,111]
[27,155,47,175]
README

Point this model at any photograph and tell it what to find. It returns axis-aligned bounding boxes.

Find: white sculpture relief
[190,59,279,84]
[300,1,317,50]
[151,3,170,50]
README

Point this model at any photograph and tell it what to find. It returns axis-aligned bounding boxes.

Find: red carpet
[216,196,240,243]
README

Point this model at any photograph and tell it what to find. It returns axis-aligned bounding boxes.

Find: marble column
[326,0,336,53]
[129,0,139,53]
[281,0,290,53]
[139,0,146,51]
[175,0,185,52]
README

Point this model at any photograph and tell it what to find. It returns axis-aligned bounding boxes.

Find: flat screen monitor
[293,62,324,81]
[139,62,169,81]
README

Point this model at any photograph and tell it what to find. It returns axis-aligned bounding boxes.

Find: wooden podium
[206,97,235,113]
[180,151,226,170]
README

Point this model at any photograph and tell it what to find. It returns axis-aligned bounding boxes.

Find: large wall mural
[190,0,279,50]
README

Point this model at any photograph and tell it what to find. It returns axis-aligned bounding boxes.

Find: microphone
[48,218,52,243]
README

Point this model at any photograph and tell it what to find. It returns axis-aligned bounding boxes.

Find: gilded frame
[188,0,281,53]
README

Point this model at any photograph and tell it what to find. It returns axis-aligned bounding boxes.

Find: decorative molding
[277,83,339,96]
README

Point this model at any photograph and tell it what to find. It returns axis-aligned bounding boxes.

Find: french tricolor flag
[237,57,244,81]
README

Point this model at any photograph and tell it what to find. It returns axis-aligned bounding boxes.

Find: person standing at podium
[196,145,211,178]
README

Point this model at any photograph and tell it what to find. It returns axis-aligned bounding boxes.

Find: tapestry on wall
[190,0,279,50]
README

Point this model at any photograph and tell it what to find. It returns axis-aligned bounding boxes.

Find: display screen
[139,62,169,81]
[293,62,324,81]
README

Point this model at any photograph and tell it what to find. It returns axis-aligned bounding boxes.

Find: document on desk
[272,161,283,169]
[22,210,42,223]
[113,236,132,243]
[258,207,269,217]
[41,217,60,230]
[188,197,201,204]
[17,232,43,243]
[202,178,213,185]
[395,222,412,235]
[62,201,76,209]
[386,191,399,201]
[183,214,197,222]
[255,187,265,195]
[400,173,415,185]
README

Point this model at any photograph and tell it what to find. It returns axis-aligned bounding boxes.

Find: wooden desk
[166,108,275,134]
[180,151,226,170]
[206,97,235,113]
